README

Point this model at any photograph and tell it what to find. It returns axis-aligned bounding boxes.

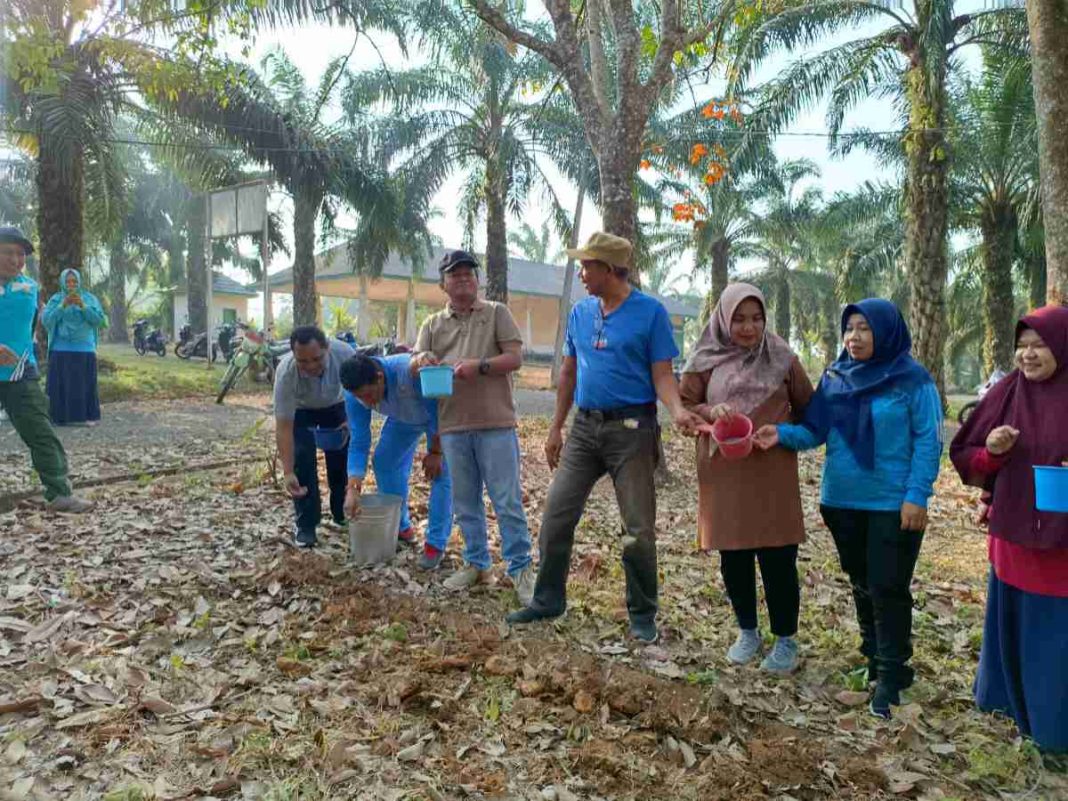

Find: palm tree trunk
[1029,247,1048,310]
[186,195,208,334]
[980,205,1018,372]
[774,273,791,344]
[107,242,129,343]
[35,136,84,298]
[551,188,585,387]
[822,291,839,366]
[484,159,509,303]
[292,182,321,326]
[903,63,951,397]
[1028,0,1068,305]
[710,238,730,308]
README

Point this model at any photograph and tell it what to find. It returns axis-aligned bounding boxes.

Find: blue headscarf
[801,298,933,469]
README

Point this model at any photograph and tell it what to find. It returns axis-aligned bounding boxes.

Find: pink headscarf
[682,283,796,415]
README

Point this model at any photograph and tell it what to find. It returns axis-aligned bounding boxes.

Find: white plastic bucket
[348,493,403,565]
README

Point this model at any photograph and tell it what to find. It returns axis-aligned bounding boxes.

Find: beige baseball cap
[565,231,633,270]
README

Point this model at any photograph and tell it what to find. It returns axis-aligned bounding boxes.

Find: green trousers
[0,379,71,501]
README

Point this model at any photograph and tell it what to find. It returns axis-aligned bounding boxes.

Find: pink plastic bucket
[711,414,754,460]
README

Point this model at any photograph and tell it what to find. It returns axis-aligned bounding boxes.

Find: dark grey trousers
[529,409,659,622]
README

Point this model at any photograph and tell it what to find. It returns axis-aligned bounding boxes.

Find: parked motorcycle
[174,324,219,361]
[957,369,1008,425]
[215,322,288,404]
[216,322,240,363]
[335,331,411,356]
[132,319,167,357]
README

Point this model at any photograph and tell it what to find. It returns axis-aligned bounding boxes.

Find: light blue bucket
[313,425,350,452]
[419,365,454,398]
[1034,466,1068,513]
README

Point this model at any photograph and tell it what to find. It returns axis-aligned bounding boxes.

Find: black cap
[438,249,480,274]
[0,227,33,255]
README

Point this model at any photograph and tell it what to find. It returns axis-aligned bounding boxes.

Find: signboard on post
[205,181,272,349]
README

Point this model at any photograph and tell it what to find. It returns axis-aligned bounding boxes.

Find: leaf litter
[0,410,1064,800]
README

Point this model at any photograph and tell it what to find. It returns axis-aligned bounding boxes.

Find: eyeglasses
[592,306,607,350]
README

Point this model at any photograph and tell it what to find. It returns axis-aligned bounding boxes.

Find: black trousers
[530,409,660,623]
[292,403,348,535]
[821,505,925,690]
[719,545,800,637]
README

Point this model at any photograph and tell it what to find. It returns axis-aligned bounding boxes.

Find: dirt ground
[0,402,1064,801]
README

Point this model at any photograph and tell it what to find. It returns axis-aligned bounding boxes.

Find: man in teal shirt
[0,227,92,513]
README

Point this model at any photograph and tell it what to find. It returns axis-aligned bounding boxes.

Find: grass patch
[95,344,270,402]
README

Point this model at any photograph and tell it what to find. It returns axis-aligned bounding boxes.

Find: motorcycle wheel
[156,344,167,357]
[957,401,979,426]
[216,362,247,404]
[134,342,146,356]
[175,343,190,359]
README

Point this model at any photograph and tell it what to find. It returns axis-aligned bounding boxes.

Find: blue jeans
[293,404,348,535]
[440,427,532,574]
[373,417,453,549]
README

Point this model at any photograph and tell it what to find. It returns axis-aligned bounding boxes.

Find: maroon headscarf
[950,305,1068,549]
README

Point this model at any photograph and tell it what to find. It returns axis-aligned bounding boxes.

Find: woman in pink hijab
[950,305,1068,757]
[680,283,814,673]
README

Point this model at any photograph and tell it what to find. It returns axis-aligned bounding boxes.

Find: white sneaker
[512,566,536,607]
[47,494,94,514]
[726,629,763,665]
[443,564,492,592]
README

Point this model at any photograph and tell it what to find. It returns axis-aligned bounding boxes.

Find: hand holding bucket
[698,413,754,461]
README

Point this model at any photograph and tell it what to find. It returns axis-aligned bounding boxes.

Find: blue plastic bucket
[1034,466,1068,513]
[313,425,350,452]
[419,365,454,398]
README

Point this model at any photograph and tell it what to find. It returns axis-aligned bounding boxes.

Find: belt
[577,402,657,421]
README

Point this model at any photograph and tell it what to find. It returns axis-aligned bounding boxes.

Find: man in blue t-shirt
[507,231,701,642]
[340,352,453,570]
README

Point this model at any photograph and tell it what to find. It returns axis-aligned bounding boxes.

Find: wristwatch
[478,358,491,376]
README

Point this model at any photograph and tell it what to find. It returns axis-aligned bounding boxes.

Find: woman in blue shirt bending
[754,298,943,719]
[42,269,106,426]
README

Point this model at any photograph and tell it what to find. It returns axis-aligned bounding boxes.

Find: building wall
[275,275,690,355]
[173,293,250,332]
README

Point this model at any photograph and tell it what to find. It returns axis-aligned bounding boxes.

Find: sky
[229,10,906,321]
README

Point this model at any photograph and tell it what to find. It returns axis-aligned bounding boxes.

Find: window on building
[222,308,238,324]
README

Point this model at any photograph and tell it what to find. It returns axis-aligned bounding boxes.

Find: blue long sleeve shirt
[0,273,39,382]
[777,382,944,511]
[42,291,106,352]
[345,354,439,479]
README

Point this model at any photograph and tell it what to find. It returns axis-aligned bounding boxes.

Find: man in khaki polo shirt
[411,250,535,605]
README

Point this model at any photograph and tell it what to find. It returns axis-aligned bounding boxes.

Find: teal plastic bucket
[1034,466,1068,513]
[419,365,454,398]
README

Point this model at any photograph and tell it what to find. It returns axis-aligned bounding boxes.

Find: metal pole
[204,191,213,370]
[261,207,272,334]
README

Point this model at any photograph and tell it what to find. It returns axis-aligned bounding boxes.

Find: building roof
[267,242,699,318]
[177,272,258,297]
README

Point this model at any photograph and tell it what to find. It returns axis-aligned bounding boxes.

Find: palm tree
[949,54,1038,372]
[344,5,561,302]
[157,50,425,325]
[746,159,824,344]
[1,0,404,299]
[732,0,1028,393]
[508,220,565,264]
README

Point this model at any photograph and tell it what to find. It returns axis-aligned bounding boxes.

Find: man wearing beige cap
[507,231,701,642]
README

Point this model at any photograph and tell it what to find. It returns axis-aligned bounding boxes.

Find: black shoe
[629,618,658,644]
[869,682,900,720]
[506,606,562,625]
[867,658,878,686]
[293,529,317,549]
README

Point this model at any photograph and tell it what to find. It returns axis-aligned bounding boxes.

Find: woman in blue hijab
[42,269,106,426]
[754,299,943,719]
